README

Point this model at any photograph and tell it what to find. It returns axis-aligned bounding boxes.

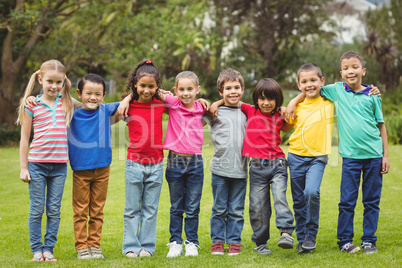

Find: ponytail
[62,77,74,126]
[16,70,40,125]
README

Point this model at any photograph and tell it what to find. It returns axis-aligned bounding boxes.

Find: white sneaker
[185,240,199,256]
[166,241,183,258]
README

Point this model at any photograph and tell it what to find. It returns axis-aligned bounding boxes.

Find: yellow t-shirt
[287,97,335,156]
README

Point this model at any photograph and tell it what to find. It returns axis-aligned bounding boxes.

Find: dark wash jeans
[249,157,295,245]
[166,152,204,244]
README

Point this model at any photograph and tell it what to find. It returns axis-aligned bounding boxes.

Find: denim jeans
[249,157,295,245]
[210,173,247,244]
[27,162,67,254]
[166,152,204,244]
[337,157,383,248]
[288,153,327,243]
[123,160,163,255]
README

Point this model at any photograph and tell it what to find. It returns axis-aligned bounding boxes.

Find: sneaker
[89,247,104,259]
[361,242,377,254]
[301,233,316,251]
[166,241,183,258]
[340,243,361,253]
[126,251,138,258]
[278,235,294,249]
[297,243,311,255]
[210,242,224,255]
[77,248,92,260]
[254,244,272,255]
[228,243,242,256]
[185,240,199,256]
[139,249,152,257]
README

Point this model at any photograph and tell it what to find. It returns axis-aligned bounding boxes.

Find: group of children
[18,51,389,262]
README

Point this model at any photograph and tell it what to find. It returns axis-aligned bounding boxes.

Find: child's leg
[165,153,187,244]
[43,163,67,254]
[72,170,92,250]
[337,158,362,249]
[27,162,48,255]
[137,161,163,255]
[249,159,272,245]
[270,158,295,235]
[304,156,327,236]
[361,158,383,245]
[288,153,307,243]
[226,178,247,245]
[183,155,204,244]
[210,173,231,244]
[123,160,146,254]
[87,166,110,249]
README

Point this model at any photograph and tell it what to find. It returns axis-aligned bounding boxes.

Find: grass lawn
[0,122,401,267]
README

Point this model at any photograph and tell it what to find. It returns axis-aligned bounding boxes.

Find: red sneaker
[228,243,242,256]
[210,242,224,255]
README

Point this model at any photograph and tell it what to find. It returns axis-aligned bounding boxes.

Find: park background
[0,0,401,267]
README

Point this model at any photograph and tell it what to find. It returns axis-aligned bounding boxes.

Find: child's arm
[117,93,133,117]
[281,121,293,132]
[19,112,32,183]
[196,98,210,111]
[378,123,390,174]
[285,93,305,120]
[209,99,225,117]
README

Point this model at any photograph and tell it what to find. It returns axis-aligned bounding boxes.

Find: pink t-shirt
[241,103,285,159]
[163,95,205,155]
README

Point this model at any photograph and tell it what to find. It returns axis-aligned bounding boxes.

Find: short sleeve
[106,102,120,116]
[241,103,253,115]
[202,113,215,126]
[24,107,33,118]
[321,83,340,102]
[165,94,179,106]
[372,96,384,123]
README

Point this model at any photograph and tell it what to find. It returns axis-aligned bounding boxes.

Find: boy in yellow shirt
[286,63,335,254]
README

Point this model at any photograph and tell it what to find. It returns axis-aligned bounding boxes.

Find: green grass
[1,122,401,267]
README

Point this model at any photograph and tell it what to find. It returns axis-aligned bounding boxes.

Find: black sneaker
[340,243,361,253]
[361,242,377,254]
[297,243,311,255]
[301,233,316,251]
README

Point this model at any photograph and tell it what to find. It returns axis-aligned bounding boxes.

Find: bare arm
[281,121,293,132]
[209,99,225,117]
[285,93,305,120]
[20,112,32,183]
[378,123,389,174]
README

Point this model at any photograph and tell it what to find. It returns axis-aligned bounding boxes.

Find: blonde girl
[18,59,73,262]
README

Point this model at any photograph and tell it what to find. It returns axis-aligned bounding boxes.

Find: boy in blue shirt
[68,73,121,259]
[287,51,389,254]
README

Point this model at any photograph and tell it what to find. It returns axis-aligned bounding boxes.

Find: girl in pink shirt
[158,71,207,257]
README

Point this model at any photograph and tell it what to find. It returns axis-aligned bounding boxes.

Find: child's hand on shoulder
[25,96,37,108]
[369,85,381,96]
[197,98,210,111]
[159,89,173,96]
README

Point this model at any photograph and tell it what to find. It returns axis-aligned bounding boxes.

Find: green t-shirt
[321,82,383,159]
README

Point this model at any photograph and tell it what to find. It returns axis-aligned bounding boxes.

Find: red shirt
[126,99,167,164]
[241,103,285,159]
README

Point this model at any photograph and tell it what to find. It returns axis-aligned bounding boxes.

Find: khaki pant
[72,166,110,250]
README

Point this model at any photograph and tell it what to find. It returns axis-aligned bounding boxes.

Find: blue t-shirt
[68,102,119,171]
[321,82,383,159]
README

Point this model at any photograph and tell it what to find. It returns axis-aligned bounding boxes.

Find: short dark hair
[252,78,283,112]
[217,68,245,93]
[77,73,106,94]
[340,51,365,68]
[297,63,323,81]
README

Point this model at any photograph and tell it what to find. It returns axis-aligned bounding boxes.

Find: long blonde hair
[16,60,74,125]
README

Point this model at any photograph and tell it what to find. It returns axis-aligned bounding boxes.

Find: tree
[0,0,83,128]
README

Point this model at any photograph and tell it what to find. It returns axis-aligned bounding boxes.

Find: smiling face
[340,57,366,90]
[174,77,200,109]
[258,94,276,115]
[135,75,158,103]
[297,71,325,99]
[77,81,105,110]
[220,80,243,107]
[38,70,65,100]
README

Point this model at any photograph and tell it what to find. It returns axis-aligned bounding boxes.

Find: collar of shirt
[343,83,371,95]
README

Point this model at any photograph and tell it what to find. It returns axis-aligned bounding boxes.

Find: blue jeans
[337,157,383,248]
[288,153,327,243]
[123,160,163,255]
[249,158,295,245]
[27,162,67,254]
[166,152,204,244]
[210,173,247,244]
